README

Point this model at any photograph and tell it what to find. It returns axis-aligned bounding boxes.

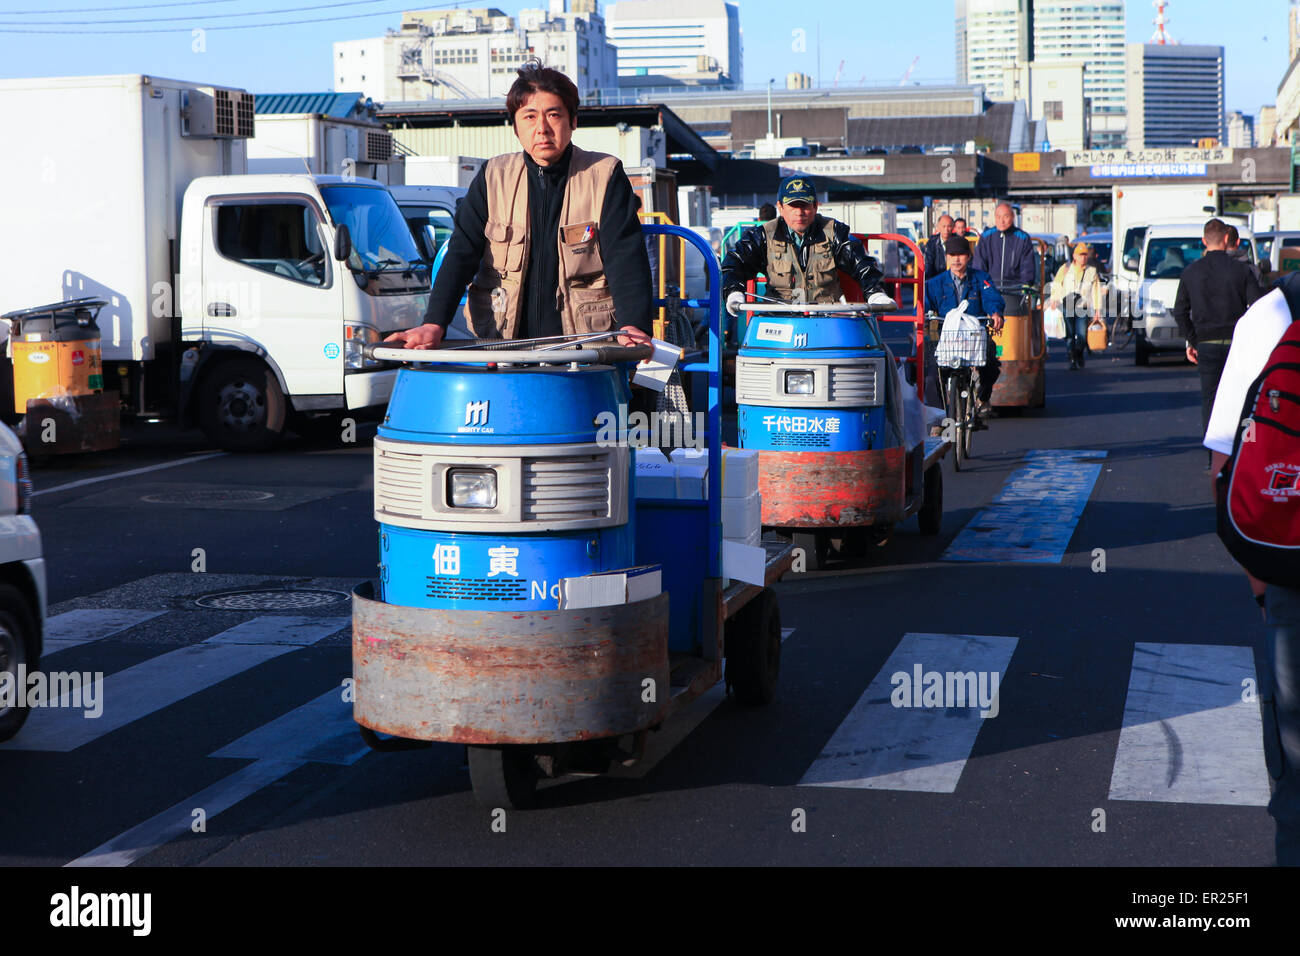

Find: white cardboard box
[559,566,662,609]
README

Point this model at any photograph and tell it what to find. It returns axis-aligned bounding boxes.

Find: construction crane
[899,56,920,86]
[833,60,845,88]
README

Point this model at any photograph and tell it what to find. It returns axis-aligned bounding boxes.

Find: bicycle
[932,316,992,471]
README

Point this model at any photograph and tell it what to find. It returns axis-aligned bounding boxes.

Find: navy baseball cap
[777,176,817,205]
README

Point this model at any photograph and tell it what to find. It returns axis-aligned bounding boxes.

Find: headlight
[344,324,381,369]
[448,469,497,509]
[784,370,814,395]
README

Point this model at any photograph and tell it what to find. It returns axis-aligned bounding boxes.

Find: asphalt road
[0,341,1279,868]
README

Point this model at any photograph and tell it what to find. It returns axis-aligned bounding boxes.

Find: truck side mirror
[1123,251,1140,273]
[334,224,352,262]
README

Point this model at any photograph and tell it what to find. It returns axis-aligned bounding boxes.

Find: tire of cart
[725,587,781,706]
[467,744,539,810]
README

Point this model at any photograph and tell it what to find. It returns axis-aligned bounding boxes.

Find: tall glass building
[607,0,742,87]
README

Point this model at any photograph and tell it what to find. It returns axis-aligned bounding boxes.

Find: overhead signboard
[1090,162,1209,178]
[778,159,885,177]
[1067,147,1233,167]
[1013,153,1041,172]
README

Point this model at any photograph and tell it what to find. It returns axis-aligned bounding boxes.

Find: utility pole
[767,78,774,137]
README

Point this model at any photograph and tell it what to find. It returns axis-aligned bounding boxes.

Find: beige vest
[762,216,845,304]
[466,144,620,339]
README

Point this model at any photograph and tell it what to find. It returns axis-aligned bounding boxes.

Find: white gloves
[867,291,898,312]
[726,290,747,317]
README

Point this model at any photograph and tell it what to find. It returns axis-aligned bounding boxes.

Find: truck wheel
[725,588,780,706]
[467,745,539,810]
[0,583,39,742]
[199,357,286,452]
[918,464,943,535]
[1134,334,1151,367]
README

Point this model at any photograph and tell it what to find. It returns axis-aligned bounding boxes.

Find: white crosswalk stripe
[43,609,167,652]
[4,615,348,753]
[1108,643,1271,807]
[800,633,1018,792]
[71,689,367,867]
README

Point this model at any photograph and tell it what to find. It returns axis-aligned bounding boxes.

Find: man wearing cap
[721,176,889,316]
[925,234,1005,421]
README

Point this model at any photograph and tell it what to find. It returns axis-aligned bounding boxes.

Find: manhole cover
[143,489,275,504]
[194,588,349,610]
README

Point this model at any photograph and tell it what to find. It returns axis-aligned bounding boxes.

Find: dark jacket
[424,143,653,338]
[720,215,883,300]
[922,233,947,279]
[925,267,1006,318]
[972,226,1037,291]
[1171,249,1264,347]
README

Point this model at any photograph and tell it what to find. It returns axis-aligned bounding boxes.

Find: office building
[334,4,619,103]
[1125,42,1225,147]
[957,0,1124,146]
[607,0,742,87]
[1031,0,1126,148]
[1226,111,1254,148]
[955,0,1033,101]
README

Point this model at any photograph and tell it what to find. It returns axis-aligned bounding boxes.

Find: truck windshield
[1144,238,1204,279]
[320,185,425,279]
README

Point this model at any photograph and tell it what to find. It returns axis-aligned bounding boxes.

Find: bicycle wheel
[963,370,978,460]
[947,372,965,471]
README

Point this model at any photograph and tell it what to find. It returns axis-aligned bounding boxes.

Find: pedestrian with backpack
[1207,273,1300,866]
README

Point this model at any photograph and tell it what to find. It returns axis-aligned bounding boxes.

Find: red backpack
[1217,320,1300,585]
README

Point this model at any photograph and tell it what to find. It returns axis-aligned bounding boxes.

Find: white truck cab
[179,174,430,441]
[1120,220,1256,365]
[0,423,44,741]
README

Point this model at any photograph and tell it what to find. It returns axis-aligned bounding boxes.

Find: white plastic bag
[1043,305,1067,340]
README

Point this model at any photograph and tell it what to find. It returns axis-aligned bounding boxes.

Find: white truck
[1277,194,1300,232]
[0,74,430,451]
[1111,183,1220,273]
[403,155,484,189]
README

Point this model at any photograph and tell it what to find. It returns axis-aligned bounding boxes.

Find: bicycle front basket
[935,328,987,368]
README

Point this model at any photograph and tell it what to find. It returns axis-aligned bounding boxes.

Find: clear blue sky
[0,0,1289,115]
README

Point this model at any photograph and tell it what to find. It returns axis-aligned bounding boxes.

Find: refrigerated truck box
[0,74,250,362]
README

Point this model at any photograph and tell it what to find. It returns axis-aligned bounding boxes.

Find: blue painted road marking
[942,449,1107,563]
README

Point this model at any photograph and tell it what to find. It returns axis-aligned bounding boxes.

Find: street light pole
[767,78,774,138]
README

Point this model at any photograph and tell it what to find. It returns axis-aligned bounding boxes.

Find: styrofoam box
[675,462,708,500]
[635,460,677,498]
[722,490,761,540]
[725,526,762,548]
[669,447,759,498]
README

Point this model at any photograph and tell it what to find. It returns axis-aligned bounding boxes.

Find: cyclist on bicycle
[925,234,1005,422]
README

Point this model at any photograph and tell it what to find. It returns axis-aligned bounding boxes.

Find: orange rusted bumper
[757,447,905,527]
